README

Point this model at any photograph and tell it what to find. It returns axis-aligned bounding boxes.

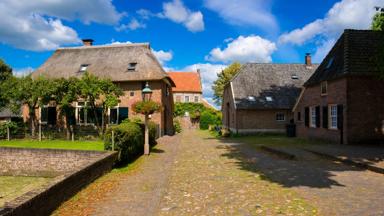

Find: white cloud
[204,0,277,32]
[152,49,173,65]
[161,0,205,32]
[109,40,132,45]
[205,35,276,63]
[279,0,384,62]
[115,19,146,32]
[0,0,122,51]
[183,63,226,98]
[279,0,383,45]
[13,67,34,77]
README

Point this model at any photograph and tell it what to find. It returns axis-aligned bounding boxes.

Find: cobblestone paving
[158,130,317,215]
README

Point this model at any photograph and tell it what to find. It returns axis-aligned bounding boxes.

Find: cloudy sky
[0,0,383,104]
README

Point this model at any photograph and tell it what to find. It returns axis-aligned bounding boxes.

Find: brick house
[222,58,318,134]
[168,71,203,103]
[293,29,384,144]
[28,40,175,136]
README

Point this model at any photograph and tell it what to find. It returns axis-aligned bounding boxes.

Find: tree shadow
[151,148,165,154]
[212,137,371,189]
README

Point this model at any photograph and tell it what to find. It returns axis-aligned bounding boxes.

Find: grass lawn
[0,140,104,151]
[0,176,52,207]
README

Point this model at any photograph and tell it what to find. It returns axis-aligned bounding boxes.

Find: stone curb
[259,146,296,160]
[305,149,384,175]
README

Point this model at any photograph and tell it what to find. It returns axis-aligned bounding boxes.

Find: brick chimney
[305,53,312,66]
[82,39,94,46]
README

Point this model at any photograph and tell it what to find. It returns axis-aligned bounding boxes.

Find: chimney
[305,53,312,66]
[82,39,94,46]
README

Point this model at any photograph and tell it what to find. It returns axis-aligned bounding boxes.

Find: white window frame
[276,113,286,122]
[39,105,55,125]
[108,105,120,125]
[310,107,316,128]
[185,95,190,102]
[329,105,338,130]
[76,101,94,126]
[194,95,199,103]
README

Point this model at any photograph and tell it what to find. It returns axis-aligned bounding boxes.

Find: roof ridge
[58,43,151,50]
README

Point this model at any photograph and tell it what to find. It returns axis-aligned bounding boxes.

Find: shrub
[132,101,161,115]
[173,119,182,133]
[200,110,221,130]
[0,120,26,138]
[104,122,143,163]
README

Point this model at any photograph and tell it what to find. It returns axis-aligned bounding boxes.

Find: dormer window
[291,75,299,79]
[79,64,89,73]
[247,96,256,102]
[266,96,273,102]
[128,62,137,71]
[326,57,334,69]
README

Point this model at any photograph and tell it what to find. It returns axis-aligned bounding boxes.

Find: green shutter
[315,106,320,128]
[304,107,309,127]
[322,106,328,129]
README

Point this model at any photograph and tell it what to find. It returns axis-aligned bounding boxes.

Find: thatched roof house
[222,56,318,134]
[33,43,174,84]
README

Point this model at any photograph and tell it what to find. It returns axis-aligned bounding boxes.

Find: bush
[200,110,221,130]
[173,119,182,133]
[0,120,26,138]
[104,122,144,163]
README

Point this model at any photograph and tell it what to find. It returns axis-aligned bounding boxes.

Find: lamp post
[142,82,153,155]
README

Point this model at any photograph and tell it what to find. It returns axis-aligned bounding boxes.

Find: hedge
[104,120,158,163]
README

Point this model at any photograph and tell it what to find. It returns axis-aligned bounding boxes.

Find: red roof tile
[168,72,202,93]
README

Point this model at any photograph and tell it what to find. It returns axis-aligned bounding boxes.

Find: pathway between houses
[90,129,384,216]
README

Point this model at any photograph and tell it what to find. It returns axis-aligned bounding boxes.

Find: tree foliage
[0,59,13,110]
[372,12,384,31]
[212,62,241,105]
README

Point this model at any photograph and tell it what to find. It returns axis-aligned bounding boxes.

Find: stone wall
[0,148,117,216]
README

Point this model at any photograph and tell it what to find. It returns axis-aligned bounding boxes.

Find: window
[291,75,299,80]
[194,96,199,103]
[176,95,181,102]
[130,91,134,97]
[166,87,170,97]
[40,106,57,126]
[128,62,137,71]
[247,96,256,102]
[326,57,334,69]
[266,96,273,102]
[76,102,102,125]
[185,96,190,102]
[321,81,327,95]
[276,113,285,121]
[297,111,301,121]
[329,105,338,129]
[310,107,316,128]
[109,107,129,124]
[79,64,89,73]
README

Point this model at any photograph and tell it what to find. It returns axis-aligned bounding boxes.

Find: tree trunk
[65,114,71,140]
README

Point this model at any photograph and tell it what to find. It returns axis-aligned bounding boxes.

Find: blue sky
[0,0,383,103]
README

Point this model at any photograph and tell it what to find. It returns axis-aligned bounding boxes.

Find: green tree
[212,62,241,105]
[53,77,79,139]
[372,12,384,31]
[77,72,123,134]
[0,59,13,110]
[14,76,57,137]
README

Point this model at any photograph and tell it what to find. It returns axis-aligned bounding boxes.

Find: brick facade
[22,80,174,136]
[222,84,292,134]
[294,76,384,144]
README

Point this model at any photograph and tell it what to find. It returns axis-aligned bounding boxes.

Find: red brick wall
[294,78,347,143]
[222,84,237,130]
[346,76,384,143]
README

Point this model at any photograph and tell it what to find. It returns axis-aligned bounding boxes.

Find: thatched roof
[0,108,21,118]
[305,29,384,86]
[32,43,171,82]
[231,63,318,110]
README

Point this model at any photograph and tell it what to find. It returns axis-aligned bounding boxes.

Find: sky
[0,0,383,105]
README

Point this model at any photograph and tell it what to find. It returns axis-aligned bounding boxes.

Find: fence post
[39,122,42,141]
[71,125,74,142]
[111,130,115,151]
[6,124,10,141]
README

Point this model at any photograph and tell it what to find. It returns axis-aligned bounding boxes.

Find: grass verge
[0,140,104,151]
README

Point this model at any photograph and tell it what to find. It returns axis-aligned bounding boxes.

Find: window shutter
[322,106,328,129]
[337,104,343,129]
[315,106,320,128]
[304,107,309,127]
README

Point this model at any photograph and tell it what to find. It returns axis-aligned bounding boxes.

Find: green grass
[0,176,52,207]
[0,139,104,151]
